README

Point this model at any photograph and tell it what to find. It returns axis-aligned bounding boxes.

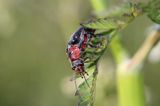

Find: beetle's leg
[81,72,90,88]
[88,43,99,48]
[79,73,83,78]
[84,71,89,76]
[88,42,102,48]
[83,56,91,61]
[82,50,95,63]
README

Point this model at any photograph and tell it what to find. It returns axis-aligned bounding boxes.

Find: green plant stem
[110,36,128,64]
[117,28,160,106]
[117,66,145,106]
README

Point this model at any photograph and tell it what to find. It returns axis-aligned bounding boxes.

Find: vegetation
[74,0,160,106]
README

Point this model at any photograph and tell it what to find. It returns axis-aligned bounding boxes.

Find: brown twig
[127,29,160,69]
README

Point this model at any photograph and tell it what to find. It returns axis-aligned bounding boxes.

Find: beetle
[66,26,95,78]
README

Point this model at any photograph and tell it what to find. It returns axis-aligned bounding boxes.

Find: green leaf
[82,18,126,30]
[75,65,97,106]
[82,2,142,30]
[145,0,160,24]
[75,36,108,106]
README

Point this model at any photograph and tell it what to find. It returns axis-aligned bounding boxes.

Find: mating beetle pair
[66,26,96,78]
[66,25,110,78]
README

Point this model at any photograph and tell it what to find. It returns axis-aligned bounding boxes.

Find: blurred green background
[0,0,160,106]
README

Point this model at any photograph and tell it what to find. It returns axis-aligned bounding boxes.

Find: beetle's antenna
[74,76,83,105]
[81,73,90,88]
[74,75,80,96]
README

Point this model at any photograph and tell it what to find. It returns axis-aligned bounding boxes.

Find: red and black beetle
[66,27,95,77]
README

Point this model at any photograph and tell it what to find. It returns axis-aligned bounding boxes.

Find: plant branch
[128,30,160,69]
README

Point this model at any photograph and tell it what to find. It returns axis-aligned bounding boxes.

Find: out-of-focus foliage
[0,0,160,106]
[145,0,160,24]
[0,0,74,106]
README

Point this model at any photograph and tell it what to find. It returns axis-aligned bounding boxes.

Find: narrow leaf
[82,2,142,30]
[75,36,108,106]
